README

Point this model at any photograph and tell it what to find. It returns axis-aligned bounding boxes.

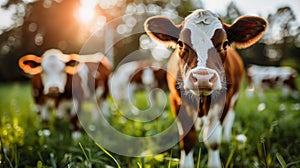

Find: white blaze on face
[41,49,67,94]
[184,9,223,67]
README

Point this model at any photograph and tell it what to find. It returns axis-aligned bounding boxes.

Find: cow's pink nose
[48,86,60,96]
[189,69,217,90]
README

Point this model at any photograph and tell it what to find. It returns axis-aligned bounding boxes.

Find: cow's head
[145,9,267,96]
[19,49,81,96]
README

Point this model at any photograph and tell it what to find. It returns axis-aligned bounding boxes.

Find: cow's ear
[224,16,267,49]
[18,54,42,75]
[144,16,181,48]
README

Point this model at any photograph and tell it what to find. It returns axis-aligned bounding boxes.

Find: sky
[203,0,300,22]
[1,0,300,32]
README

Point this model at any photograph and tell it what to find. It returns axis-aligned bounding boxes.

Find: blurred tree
[177,0,204,17]
[234,6,300,71]
[223,1,242,23]
[0,0,127,82]
[262,6,300,71]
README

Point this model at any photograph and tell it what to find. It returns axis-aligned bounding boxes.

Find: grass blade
[225,146,235,168]
[168,150,173,168]
[261,138,269,168]
[276,152,287,168]
[196,147,201,168]
[287,160,300,167]
[137,161,142,168]
[95,142,121,168]
[79,142,90,164]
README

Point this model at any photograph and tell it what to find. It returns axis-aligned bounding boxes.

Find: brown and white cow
[145,9,267,167]
[19,49,112,131]
[110,61,168,105]
[246,65,298,99]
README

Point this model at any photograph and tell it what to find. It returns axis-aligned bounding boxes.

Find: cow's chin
[46,92,61,98]
[189,88,214,96]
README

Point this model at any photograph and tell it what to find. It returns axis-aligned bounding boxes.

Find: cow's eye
[177,41,184,49]
[223,41,230,50]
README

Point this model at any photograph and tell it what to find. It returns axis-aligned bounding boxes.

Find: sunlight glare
[77,0,96,23]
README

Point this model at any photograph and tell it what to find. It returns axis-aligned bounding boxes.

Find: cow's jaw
[181,9,223,96]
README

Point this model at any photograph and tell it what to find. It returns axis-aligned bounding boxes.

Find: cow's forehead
[41,52,65,71]
[180,10,223,67]
[184,9,223,38]
[42,49,63,58]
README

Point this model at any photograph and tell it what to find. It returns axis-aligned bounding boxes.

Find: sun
[76,0,96,23]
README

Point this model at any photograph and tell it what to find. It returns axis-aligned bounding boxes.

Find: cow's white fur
[41,53,67,95]
[185,9,222,38]
[202,104,222,168]
[181,10,222,96]
[223,93,239,141]
[203,118,222,168]
[184,9,222,67]
[181,150,194,168]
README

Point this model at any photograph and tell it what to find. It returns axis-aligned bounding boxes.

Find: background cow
[247,65,298,99]
[110,60,168,113]
[145,9,267,167]
[19,49,112,131]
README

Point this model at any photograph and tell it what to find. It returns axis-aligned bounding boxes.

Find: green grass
[0,79,300,167]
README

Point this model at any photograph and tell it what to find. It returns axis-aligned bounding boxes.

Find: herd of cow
[18,9,298,168]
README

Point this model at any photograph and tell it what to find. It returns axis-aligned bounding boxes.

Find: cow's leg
[180,149,194,168]
[177,119,197,168]
[98,99,110,117]
[256,85,265,100]
[69,99,81,131]
[203,118,222,168]
[170,95,197,167]
[56,100,71,119]
[40,105,50,124]
[203,119,222,168]
[222,108,235,142]
[39,99,55,124]
[223,93,238,142]
[96,86,110,117]
[177,107,197,168]
[202,104,224,168]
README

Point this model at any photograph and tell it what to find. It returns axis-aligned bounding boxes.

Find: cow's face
[40,52,68,96]
[145,9,267,96]
[19,49,80,96]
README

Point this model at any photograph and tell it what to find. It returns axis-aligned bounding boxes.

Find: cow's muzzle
[47,86,61,97]
[184,67,221,95]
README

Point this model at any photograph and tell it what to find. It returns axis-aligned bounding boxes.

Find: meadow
[0,78,300,168]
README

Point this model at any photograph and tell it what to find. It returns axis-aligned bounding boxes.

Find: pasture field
[0,78,300,168]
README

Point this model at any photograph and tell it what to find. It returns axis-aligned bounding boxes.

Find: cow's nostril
[189,73,198,83]
[189,69,218,89]
[48,87,60,96]
[209,73,217,83]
